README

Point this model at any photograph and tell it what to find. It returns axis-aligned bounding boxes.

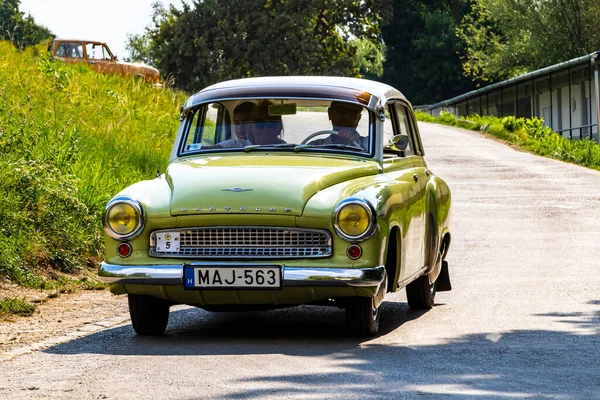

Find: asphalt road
[1,122,599,399]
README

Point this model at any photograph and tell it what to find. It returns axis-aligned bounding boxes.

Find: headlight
[333,198,376,241]
[103,197,144,240]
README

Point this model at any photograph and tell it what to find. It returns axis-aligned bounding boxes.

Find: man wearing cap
[311,101,369,150]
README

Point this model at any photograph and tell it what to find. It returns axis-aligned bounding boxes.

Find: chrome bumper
[98,262,385,288]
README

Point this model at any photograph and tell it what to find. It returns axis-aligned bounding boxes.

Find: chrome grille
[150,227,332,259]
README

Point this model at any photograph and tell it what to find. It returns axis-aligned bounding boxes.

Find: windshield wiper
[271,143,297,148]
[310,143,365,151]
[293,144,312,152]
[243,145,262,152]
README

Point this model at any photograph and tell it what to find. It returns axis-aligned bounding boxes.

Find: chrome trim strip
[98,262,385,288]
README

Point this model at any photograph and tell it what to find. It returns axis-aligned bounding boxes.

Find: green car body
[99,76,452,336]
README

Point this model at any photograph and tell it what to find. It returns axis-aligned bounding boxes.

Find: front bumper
[98,262,385,288]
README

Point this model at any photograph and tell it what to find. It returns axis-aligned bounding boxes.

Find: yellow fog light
[333,199,375,241]
[104,198,144,239]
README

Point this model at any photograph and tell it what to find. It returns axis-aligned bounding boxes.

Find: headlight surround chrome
[103,197,144,240]
[333,198,377,242]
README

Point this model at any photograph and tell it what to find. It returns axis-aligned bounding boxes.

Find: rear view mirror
[388,134,409,151]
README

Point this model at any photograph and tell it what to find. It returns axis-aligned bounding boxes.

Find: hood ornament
[222,187,254,192]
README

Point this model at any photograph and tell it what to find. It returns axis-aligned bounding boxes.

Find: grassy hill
[0,42,187,287]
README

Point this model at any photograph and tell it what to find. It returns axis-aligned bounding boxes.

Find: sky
[19,0,186,60]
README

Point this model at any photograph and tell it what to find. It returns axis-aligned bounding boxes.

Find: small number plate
[155,232,180,252]
[184,267,282,289]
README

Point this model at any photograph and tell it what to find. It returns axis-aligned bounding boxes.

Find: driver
[311,101,368,150]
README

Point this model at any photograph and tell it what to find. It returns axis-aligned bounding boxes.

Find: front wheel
[345,297,381,337]
[128,294,170,335]
[406,274,436,310]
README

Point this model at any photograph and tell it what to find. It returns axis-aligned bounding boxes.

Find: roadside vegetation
[0,297,36,319]
[0,41,187,289]
[416,111,600,170]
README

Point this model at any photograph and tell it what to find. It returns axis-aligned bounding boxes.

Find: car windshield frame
[176,97,377,159]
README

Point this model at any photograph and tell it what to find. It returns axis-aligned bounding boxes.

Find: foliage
[416,111,600,170]
[0,0,53,49]
[127,0,391,93]
[380,0,475,104]
[458,0,600,84]
[350,37,386,79]
[0,42,186,285]
[0,297,36,317]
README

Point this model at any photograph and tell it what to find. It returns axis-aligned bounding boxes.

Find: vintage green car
[98,76,452,336]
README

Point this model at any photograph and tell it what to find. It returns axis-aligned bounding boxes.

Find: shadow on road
[44,300,426,357]
[42,300,600,398]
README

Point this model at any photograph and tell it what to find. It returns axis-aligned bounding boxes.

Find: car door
[385,102,428,283]
[85,43,117,74]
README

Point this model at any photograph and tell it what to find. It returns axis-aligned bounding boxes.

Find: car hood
[166,155,381,216]
[117,61,159,74]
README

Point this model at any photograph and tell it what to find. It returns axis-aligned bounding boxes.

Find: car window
[388,103,415,156]
[179,99,373,156]
[57,42,84,58]
[86,43,112,61]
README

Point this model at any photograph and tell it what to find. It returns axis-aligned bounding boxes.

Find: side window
[57,42,83,58]
[390,103,416,156]
[102,45,113,60]
[86,44,112,60]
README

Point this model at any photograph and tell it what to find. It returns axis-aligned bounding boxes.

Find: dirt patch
[0,282,128,355]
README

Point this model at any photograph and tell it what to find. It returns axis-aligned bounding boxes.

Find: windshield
[179,99,373,156]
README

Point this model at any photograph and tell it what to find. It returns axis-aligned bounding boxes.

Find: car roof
[184,76,408,111]
[53,38,106,45]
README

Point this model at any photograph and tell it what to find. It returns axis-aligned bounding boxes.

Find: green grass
[0,41,188,286]
[0,297,37,318]
[416,111,600,171]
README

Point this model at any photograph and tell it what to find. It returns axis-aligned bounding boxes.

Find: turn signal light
[117,242,132,258]
[347,244,362,260]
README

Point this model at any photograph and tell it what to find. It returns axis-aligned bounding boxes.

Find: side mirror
[114,55,118,61]
[388,134,409,151]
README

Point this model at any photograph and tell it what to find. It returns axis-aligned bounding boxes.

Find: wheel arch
[384,224,402,292]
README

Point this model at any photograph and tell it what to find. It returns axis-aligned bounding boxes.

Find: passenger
[251,100,287,145]
[213,102,257,148]
[232,102,256,141]
[311,101,368,150]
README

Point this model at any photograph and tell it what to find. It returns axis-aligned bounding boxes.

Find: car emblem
[222,187,254,192]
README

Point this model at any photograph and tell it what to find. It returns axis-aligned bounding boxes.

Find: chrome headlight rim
[333,198,377,242]
[103,197,145,240]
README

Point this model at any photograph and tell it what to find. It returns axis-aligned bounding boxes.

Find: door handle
[413,174,419,182]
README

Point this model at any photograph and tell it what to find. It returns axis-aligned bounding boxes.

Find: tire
[406,274,436,310]
[128,294,170,335]
[345,297,381,337]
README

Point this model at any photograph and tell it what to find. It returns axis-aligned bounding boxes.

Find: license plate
[184,266,282,289]
[155,232,180,252]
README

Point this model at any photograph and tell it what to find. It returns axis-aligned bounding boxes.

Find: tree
[380,0,475,104]
[458,0,600,84]
[0,0,53,49]
[127,0,391,93]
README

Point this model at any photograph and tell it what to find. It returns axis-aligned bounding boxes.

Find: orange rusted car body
[49,38,160,84]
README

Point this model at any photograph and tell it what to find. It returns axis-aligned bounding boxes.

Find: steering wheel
[301,129,363,148]
[301,130,338,144]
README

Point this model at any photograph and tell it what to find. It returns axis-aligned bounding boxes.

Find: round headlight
[104,198,144,239]
[333,199,376,241]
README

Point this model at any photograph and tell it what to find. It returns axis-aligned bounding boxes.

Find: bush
[0,41,188,285]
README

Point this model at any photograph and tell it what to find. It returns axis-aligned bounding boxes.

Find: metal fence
[427,51,600,143]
